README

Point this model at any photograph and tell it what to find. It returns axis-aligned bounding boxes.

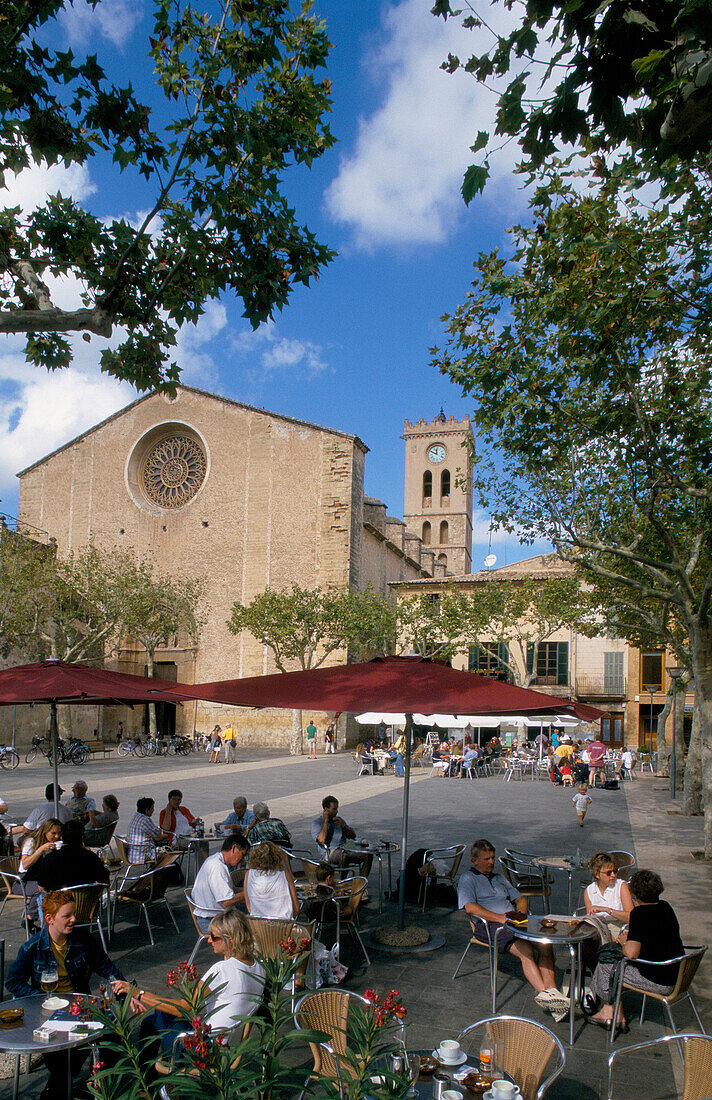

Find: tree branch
[0,306,112,336]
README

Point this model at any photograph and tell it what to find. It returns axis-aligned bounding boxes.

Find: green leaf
[470,130,489,154]
[462,163,489,203]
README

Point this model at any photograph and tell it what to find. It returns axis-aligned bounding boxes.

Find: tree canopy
[433,0,712,199]
[0,0,335,387]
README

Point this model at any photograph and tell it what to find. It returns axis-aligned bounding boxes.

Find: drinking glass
[406,1054,421,1096]
[40,968,59,1009]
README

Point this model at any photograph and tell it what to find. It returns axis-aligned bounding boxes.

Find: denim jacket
[7,926,124,997]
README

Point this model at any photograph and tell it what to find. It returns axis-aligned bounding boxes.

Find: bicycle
[0,744,19,769]
[25,735,50,764]
[47,737,89,766]
[117,737,147,757]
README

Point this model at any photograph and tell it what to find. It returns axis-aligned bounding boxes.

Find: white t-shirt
[245,869,293,919]
[622,751,634,769]
[192,851,235,918]
[19,836,36,873]
[586,877,624,911]
[203,956,265,1033]
[23,801,72,830]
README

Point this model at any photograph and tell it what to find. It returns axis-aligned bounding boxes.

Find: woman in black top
[589,869,684,1032]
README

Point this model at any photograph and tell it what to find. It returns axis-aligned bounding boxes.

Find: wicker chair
[458,1016,565,1100]
[609,946,707,1043]
[452,913,503,1013]
[0,856,31,940]
[184,890,209,965]
[114,859,181,946]
[294,988,372,1089]
[418,844,466,911]
[246,915,315,1006]
[607,1033,712,1100]
[67,882,109,951]
[499,855,551,914]
[156,1017,255,1078]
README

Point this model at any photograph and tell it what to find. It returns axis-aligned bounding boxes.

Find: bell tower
[403,410,473,576]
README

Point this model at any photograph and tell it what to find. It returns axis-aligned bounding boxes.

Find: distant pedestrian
[324,721,335,755]
[209,725,222,764]
[572,784,592,827]
[306,718,317,759]
[222,722,238,763]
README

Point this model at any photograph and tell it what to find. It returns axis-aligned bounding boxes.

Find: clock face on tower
[427,443,446,463]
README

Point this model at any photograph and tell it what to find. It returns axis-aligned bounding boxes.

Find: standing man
[222,721,238,764]
[311,795,373,876]
[324,720,336,755]
[458,839,568,1021]
[191,834,249,931]
[306,718,317,759]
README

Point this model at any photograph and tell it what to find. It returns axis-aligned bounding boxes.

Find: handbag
[596,941,626,1001]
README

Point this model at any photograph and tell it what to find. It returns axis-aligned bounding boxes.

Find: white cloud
[325,0,526,248]
[60,0,142,49]
[231,322,329,382]
[3,161,95,216]
[174,302,228,388]
[471,509,514,546]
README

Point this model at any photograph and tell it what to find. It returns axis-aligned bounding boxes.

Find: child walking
[572,784,592,827]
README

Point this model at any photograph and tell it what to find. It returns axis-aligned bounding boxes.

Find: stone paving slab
[0,751,708,1099]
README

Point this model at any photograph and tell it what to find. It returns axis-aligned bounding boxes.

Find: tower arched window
[423,470,432,499]
[422,521,431,545]
[441,469,450,497]
[440,520,449,544]
[438,553,448,567]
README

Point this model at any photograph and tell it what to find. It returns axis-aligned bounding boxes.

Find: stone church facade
[17,389,473,747]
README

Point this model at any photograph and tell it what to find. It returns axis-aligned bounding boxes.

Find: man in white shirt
[191,834,249,931]
[16,784,72,835]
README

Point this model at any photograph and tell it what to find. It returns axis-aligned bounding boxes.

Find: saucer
[433,1049,468,1067]
[482,1090,521,1100]
[42,997,69,1012]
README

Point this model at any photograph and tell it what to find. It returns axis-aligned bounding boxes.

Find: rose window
[141,435,207,508]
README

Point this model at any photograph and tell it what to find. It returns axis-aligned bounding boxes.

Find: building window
[439,520,449,544]
[437,552,447,567]
[423,471,432,500]
[469,642,510,681]
[422,521,431,545]
[640,651,664,692]
[527,641,569,686]
[441,469,450,497]
[604,651,625,694]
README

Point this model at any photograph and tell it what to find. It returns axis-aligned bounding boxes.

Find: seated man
[159,789,202,848]
[459,745,478,777]
[85,794,120,845]
[222,796,255,834]
[458,838,569,1022]
[125,797,170,868]
[191,834,249,932]
[430,743,450,777]
[15,784,73,835]
[66,780,96,822]
[311,795,373,876]
[245,802,292,848]
[7,889,125,1100]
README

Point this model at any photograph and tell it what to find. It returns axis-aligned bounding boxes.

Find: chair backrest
[412,744,425,760]
[294,989,369,1079]
[424,845,466,880]
[0,856,20,893]
[246,916,314,959]
[683,1034,712,1100]
[338,876,367,920]
[114,836,130,864]
[85,821,117,850]
[300,857,322,884]
[608,850,635,876]
[669,946,707,1000]
[184,891,205,937]
[458,1016,565,1100]
[68,883,106,922]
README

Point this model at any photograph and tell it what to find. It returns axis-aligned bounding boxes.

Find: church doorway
[143,661,177,738]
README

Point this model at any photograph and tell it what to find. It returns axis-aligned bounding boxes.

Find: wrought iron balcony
[576,675,627,699]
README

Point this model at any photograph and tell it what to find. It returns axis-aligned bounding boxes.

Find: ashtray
[0,1007,24,1025]
[418,1056,438,1076]
[462,1073,492,1095]
[360,840,370,848]
[540,919,556,930]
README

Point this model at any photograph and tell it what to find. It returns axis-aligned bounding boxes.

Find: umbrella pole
[50,701,60,816]
[397,714,413,931]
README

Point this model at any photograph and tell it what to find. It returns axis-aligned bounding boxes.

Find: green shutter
[526,643,535,680]
[468,645,479,672]
[557,641,569,686]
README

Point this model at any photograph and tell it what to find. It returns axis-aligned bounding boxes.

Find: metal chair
[353,750,375,777]
[333,875,370,966]
[66,882,109,950]
[452,913,503,1013]
[418,844,466,911]
[607,1033,712,1100]
[499,855,551,914]
[246,915,315,1007]
[458,1015,565,1100]
[114,860,181,946]
[608,850,636,879]
[294,989,373,1090]
[609,946,707,1044]
[84,820,117,855]
[184,889,209,964]
[0,856,31,940]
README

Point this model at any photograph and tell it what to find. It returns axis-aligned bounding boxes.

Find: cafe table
[505,914,596,1047]
[182,829,228,884]
[341,840,400,913]
[0,994,103,1100]
[535,855,590,911]
[375,1049,517,1100]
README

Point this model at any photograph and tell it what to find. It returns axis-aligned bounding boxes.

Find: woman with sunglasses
[585,852,634,931]
[114,909,264,1056]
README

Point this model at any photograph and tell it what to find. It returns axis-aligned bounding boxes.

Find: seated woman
[116,909,265,1059]
[585,852,634,934]
[16,817,62,931]
[588,869,684,1033]
[7,890,125,1100]
[244,842,299,919]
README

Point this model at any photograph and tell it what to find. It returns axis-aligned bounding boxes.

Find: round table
[0,994,104,1100]
[506,915,596,1047]
[181,831,227,884]
[341,840,399,913]
[535,856,590,911]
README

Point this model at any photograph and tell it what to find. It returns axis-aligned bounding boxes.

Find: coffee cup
[438,1040,461,1064]
[441,1091,462,1100]
[491,1081,517,1100]
[54,841,63,850]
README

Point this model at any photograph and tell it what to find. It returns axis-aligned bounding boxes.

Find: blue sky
[0,0,550,570]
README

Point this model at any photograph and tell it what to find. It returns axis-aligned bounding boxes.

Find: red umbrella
[0,660,199,814]
[182,655,603,928]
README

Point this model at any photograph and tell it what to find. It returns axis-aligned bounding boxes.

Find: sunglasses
[208,932,223,942]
